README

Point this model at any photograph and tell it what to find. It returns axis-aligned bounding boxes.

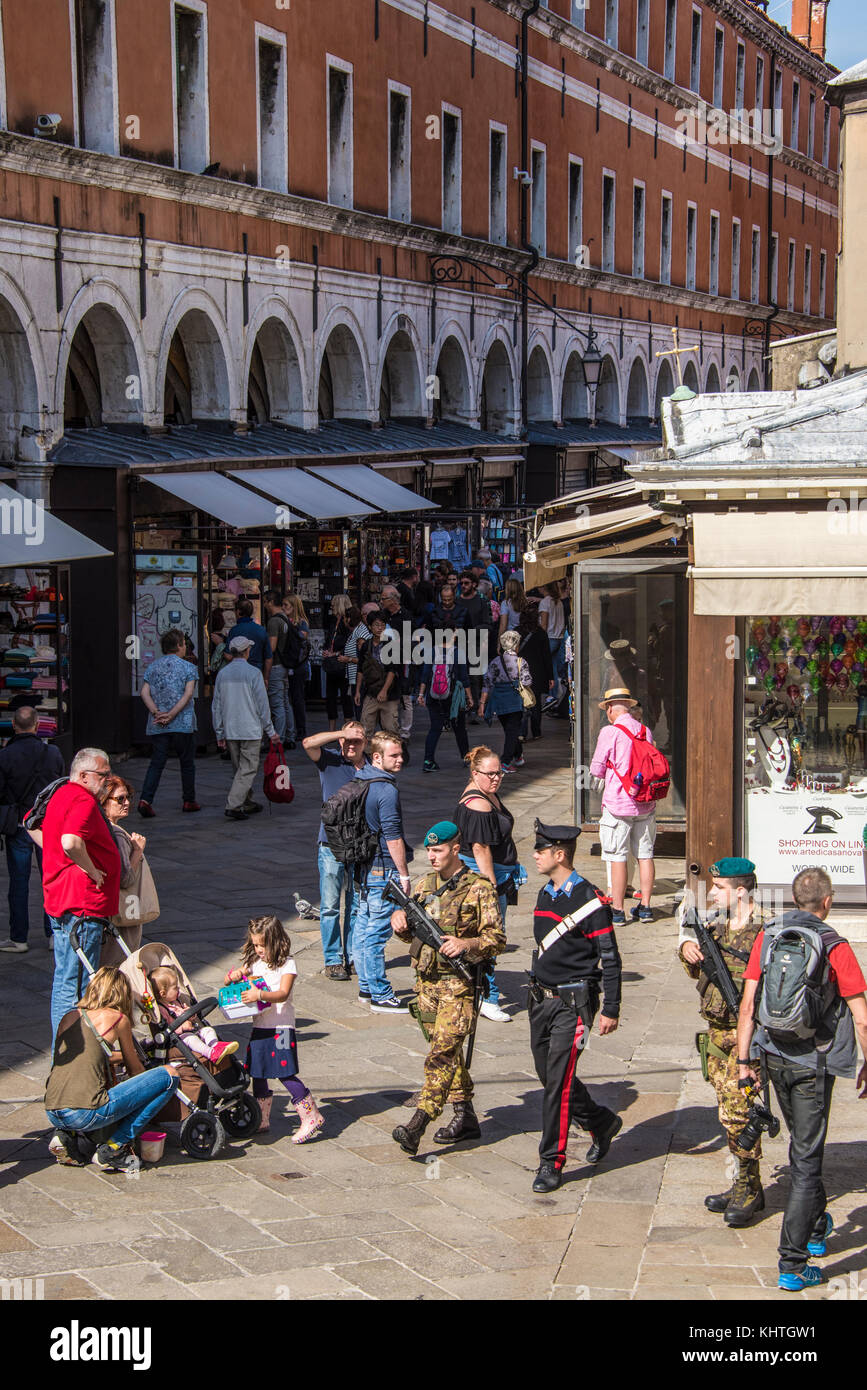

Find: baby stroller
[69,924,260,1160]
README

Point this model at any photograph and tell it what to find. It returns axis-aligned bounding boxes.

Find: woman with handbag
[417,622,473,772]
[477,630,534,772]
[97,776,160,963]
[517,606,554,742]
[322,594,355,731]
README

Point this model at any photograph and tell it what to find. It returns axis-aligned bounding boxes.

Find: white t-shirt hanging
[251,957,297,1030]
[539,597,565,640]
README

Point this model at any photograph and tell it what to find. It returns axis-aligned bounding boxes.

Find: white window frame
[70,0,120,155]
[327,54,354,210]
[790,79,800,152]
[387,80,412,223]
[255,23,288,194]
[786,238,796,312]
[773,67,783,140]
[690,6,702,96]
[172,0,210,174]
[530,140,547,257]
[770,231,779,305]
[735,40,745,113]
[685,201,697,290]
[441,101,462,237]
[818,250,827,318]
[709,210,720,297]
[712,25,725,110]
[660,190,673,286]
[803,244,812,315]
[632,179,645,279]
[731,217,741,301]
[822,104,831,166]
[605,0,618,49]
[755,55,765,111]
[602,169,616,274]
[664,0,677,83]
[807,92,816,161]
[567,154,584,266]
[635,0,649,67]
[750,225,761,304]
[489,121,507,247]
[571,0,586,32]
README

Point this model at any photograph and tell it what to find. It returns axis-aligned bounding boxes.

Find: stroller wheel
[181,1110,226,1160]
[221,1094,262,1139]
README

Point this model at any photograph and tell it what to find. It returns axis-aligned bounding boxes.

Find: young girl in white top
[224,915,324,1142]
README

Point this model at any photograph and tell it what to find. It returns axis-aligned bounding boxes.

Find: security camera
[513,167,532,186]
[34,114,62,136]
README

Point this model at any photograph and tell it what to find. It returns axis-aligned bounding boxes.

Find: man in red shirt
[736,866,867,1291]
[39,747,121,1040]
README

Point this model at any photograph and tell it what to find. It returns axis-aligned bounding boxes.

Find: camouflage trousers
[412,977,476,1121]
[706,1026,761,1160]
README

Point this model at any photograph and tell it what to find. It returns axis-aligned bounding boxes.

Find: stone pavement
[1,713,866,1302]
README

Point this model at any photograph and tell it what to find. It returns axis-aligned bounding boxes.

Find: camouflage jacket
[409,869,505,981]
[680,908,770,1027]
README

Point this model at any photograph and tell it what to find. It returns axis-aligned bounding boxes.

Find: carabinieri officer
[529,819,623,1193]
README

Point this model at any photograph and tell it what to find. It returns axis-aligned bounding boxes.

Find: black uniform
[530,861,622,1170]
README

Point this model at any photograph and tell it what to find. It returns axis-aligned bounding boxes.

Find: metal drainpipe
[520,1,541,438]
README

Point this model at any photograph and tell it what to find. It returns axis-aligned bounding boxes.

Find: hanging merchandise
[429,526,451,562]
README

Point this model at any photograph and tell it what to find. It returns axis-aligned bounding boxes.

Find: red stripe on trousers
[555,1013,585,1169]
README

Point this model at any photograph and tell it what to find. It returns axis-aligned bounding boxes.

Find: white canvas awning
[229,468,378,520]
[690,511,867,615]
[141,471,297,527]
[304,464,438,512]
[0,484,112,567]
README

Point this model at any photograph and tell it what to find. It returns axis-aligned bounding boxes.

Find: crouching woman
[45,966,180,1174]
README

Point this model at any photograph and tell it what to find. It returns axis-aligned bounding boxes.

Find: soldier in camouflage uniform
[390,820,505,1156]
[679,856,771,1225]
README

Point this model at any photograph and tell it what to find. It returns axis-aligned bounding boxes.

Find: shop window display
[0,568,70,747]
[744,615,867,902]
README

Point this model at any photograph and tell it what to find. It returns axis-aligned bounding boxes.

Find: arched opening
[379,330,422,423]
[747,367,762,392]
[683,358,700,395]
[595,355,620,424]
[64,305,143,428]
[0,298,40,459]
[64,322,102,428]
[626,358,650,424]
[318,323,367,422]
[705,362,721,393]
[726,365,741,393]
[654,359,675,419]
[246,317,304,426]
[479,340,515,434]
[561,351,588,421]
[432,335,472,425]
[527,345,554,422]
[162,309,231,423]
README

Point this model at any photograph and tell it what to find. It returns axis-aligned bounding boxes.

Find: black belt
[528,976,592,1005]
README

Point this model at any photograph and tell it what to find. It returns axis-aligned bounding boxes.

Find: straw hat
[598,686,639,710]
[604,639,636,660]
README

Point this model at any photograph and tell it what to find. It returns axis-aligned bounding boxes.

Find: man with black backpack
[0,707,64,953]
[736,866,867,1291]
[264,590,292,749]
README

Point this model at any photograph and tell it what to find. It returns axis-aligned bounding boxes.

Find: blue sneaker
[630,904,654,922]
[778,1264,826,1291]
[807,1212,833,1258]
[611,909,626,926]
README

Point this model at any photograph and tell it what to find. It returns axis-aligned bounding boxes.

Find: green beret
[424,820,460,848]
[709,857,756,879]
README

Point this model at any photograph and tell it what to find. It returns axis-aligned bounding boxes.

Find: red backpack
[263,741,295,805]
[607,725,670,804]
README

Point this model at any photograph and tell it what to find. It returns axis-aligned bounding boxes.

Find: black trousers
[286,671,307,739]
[498,711,523,766]
[325,672,353,722]
[424,698,469,762]
[529,990,612,1168]
[765,1053,835,1271]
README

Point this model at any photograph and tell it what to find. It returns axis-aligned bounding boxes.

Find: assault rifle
[682,908,744,1017]
[384,878,475,986]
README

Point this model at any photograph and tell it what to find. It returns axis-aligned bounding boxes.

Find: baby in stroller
[149,965,238,1066]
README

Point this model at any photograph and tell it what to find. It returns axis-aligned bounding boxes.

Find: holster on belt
[696,1030,728,1083]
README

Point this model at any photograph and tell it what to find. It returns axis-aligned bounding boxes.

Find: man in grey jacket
[212,636,278,821]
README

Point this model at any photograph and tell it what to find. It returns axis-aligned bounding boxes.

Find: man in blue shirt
[226,599,271,679]
[353,731,412,1012]
[303,721,368,981]
[139,629,199,817]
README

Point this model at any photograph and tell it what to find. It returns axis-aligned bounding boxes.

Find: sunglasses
[110,795,130,804]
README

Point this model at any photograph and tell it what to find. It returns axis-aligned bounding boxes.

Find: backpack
[607,725,670,804]
[756,921,839,1044]
[209,641,227,675]
[431,663,450,698]
[276,617,309,670]
[22,775,69,831]
[263,741,295,805]
[320,777,390,878]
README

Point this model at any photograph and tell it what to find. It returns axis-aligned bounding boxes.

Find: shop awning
[228,468,378,520]
[690,511,867,615]
[304,464,439,513]
[524,490,681,588]
[480,454,523,480]
[141,471,298,528]
[0,483,112,567]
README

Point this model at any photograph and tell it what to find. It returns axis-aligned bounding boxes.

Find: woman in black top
[517,605,554,741]
[454,745,527,1023]
[323,594,354,730]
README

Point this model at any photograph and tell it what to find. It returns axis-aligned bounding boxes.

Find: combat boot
[723,1158,765,1227]
[704,1182,734,1213]
[433,1101,482,1145]
[392,1108,431,1156]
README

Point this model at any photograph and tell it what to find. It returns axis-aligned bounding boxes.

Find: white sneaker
[0,940,29,953]
[480,1000,511,1023]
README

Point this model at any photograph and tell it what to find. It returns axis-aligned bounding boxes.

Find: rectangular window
[807,92,816,160]
[327,60,353,209]
[531,144,547,256]
[660,192,672,285]
[571,0,586,31]
[787,239,796,312]
[568,156,583,265]
[790,79,800,151]
[635,0,649,67]
[773,67,783,140]
[770,231,779,304]
[713,26,724,109]
[690,8,702,95]
[489,124,507,246]
[751,226,761,303]
[74,0,118,154]
[731,219,741,300]
[818,250,827,317]
[803,245,812,314]
[709,211,720,296]
[664,0,677,82]
[735,41,745,112]
[388,84,411,222]
[256,29,287,194]
[632,182,645,278]
[755,55,765,109]
[685,203,696,290]
[605,0,618,48]
[173,2,209,173]
[822,104,831,165]
[602,172,616,273]
[442,106,462,235]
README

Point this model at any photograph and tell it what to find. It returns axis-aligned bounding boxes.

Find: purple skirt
[246,1026,299,1079]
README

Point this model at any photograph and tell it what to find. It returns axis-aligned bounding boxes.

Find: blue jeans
[50,913,107,1041]
[267,665,290,743]
[352,864,399,1002]
[549,635,566,683]
[140,731,196,804]
[46,1066,179,1148]
[458,853,525,1008]
[318,843,356,966]
[5,826,50,943]
[424,699,469,763]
